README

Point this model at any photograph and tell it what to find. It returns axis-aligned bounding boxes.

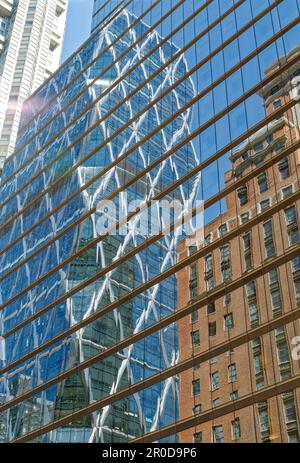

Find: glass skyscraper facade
[0,2,199,442]
[0,0,68,170]
[1,0,300,444]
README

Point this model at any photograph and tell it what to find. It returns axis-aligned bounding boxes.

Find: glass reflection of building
[178,47,300,443]
[0,0,69,171]
[1,0,300,446]
[0,6,199,443]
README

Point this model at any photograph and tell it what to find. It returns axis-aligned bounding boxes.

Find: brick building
[178,47,300,443]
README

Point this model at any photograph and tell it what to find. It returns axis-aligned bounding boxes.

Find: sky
[62,0,94,63]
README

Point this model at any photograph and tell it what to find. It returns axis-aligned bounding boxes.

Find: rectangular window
[213,398,220,408]
[192,379,201,396]
[252,338,265,390]
[204,234,212,246]
[292,257,300,272]
[220,245,231,283]
[193,404,202,415]
[258,402,270,441]
[282,185,293,199]
[194,432,202,443]
[292,257,300,303]
[285,206,300,246]
[212,425,224,443]
[218,223,228,237]
[189,263,198,299]
[282,393,297,423]
[237,185,248,206]
[269,269,279,285]
[273,99,282,109]
[275,140,286,153]
[228,363,237,383]
[268,270,282,315]
[270,288,282,314]
[254,354,264,374]
[263,220,276,258]
[190,264,197,280]
[294,280,300,300]
[230,390,239,401]
[248,301,259,325]
[240,212,250,224]
[224,313,234,331]
[205,254,214,290]
[278,157,290,180]
[189,246,198,256]
[211,372,220,391]
[243,232,252,270]
[246,281,260,325]
[231,418,241,440]
[285,206,298,225]
[257,173,268,193]
[277,343,290,365]
[191,330,200,347]
[260,198,270,212]
[275,328,291,381]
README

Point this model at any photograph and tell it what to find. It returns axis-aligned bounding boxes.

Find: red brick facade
[178,49,300,443]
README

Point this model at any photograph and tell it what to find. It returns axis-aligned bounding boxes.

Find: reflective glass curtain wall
[0,0,199,443]
[0,0,300,444]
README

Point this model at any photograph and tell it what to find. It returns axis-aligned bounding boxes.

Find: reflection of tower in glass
[177,47,300,443]
[0,10,200,442]
[0,0,69,172]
